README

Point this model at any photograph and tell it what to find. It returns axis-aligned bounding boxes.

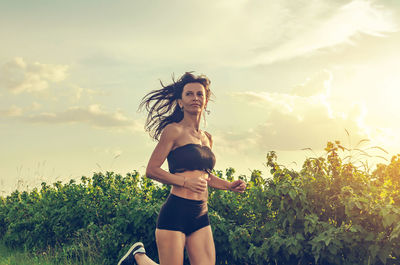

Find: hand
[229,179,246,193]
[184,176,209,193]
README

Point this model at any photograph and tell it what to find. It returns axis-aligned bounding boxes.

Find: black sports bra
[167,143,216,174]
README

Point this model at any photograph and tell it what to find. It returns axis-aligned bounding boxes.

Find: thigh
[185,225,215,265]
[155,228,186,265]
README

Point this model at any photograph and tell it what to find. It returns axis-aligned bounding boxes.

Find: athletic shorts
[156,193,210,236]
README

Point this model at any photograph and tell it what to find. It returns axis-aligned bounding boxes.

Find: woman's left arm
[204,131,246,193]
[208,173,247,193]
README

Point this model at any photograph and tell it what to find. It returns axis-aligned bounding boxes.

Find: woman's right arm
[145,124,186,187]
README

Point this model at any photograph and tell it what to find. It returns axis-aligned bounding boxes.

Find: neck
[180,112,202,131]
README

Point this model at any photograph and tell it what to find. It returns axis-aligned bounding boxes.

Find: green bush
[1,142,400,264]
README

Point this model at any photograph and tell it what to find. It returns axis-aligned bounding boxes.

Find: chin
[187,109,202,115]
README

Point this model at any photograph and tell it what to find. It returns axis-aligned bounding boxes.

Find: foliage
[0,239,100,265]
[1,142,400,264]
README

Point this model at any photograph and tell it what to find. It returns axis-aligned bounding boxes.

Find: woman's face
[179,82,207,114]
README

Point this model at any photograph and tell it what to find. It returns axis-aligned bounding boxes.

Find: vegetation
[1,141,400,264]
[0,239,94,265]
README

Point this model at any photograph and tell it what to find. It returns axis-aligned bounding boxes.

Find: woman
[118,72,246,265]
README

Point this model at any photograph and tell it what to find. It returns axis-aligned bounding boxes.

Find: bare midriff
[170,170,209,201]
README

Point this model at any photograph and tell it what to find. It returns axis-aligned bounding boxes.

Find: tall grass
[0,240,102,265]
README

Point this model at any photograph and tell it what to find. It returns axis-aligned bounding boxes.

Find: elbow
[145,169,153,180]
[145,165,156,180]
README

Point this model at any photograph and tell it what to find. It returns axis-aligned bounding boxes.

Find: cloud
[250,103,368,150]
[232,70,334,118]
[127,0,395,66]
[129,0,395,66]
[31,102,42,111]
[4,0,392,69]
[291,70,332,97]
[225,70,370,151]
[0,57,69,94]
[248,0,397,65]
[20,104,142,132]
[71,84,105,102]
[0,105,23,117]
[0,103,42,118]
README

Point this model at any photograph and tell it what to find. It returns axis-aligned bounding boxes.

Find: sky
[1,0,400,195]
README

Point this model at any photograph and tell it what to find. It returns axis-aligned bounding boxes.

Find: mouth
[191,104,201,107]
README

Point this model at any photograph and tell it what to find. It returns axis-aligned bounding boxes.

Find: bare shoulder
[159,123,182,145]
[147,123,183,169]
[163,122,182,135]
[203,131,213,148]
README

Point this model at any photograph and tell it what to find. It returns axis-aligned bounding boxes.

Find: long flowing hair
[139,72,212,141]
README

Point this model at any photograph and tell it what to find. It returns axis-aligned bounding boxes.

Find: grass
[0,241,52,265]
[0,240,101,265]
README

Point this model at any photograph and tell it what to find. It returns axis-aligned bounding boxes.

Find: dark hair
[139,72,212,141]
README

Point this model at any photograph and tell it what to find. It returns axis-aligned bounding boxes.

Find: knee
[192,252,215,265]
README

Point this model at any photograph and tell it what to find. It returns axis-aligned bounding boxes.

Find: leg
[133,229,186,265]
[135,253,159,265]
[185,225,215,265]
[155,228,186,265]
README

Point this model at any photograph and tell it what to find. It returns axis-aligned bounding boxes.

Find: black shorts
[156,193,210,236]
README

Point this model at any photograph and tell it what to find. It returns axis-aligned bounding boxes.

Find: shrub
[1,142,400,264]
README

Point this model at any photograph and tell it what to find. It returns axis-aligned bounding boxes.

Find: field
[1,141,400,265]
